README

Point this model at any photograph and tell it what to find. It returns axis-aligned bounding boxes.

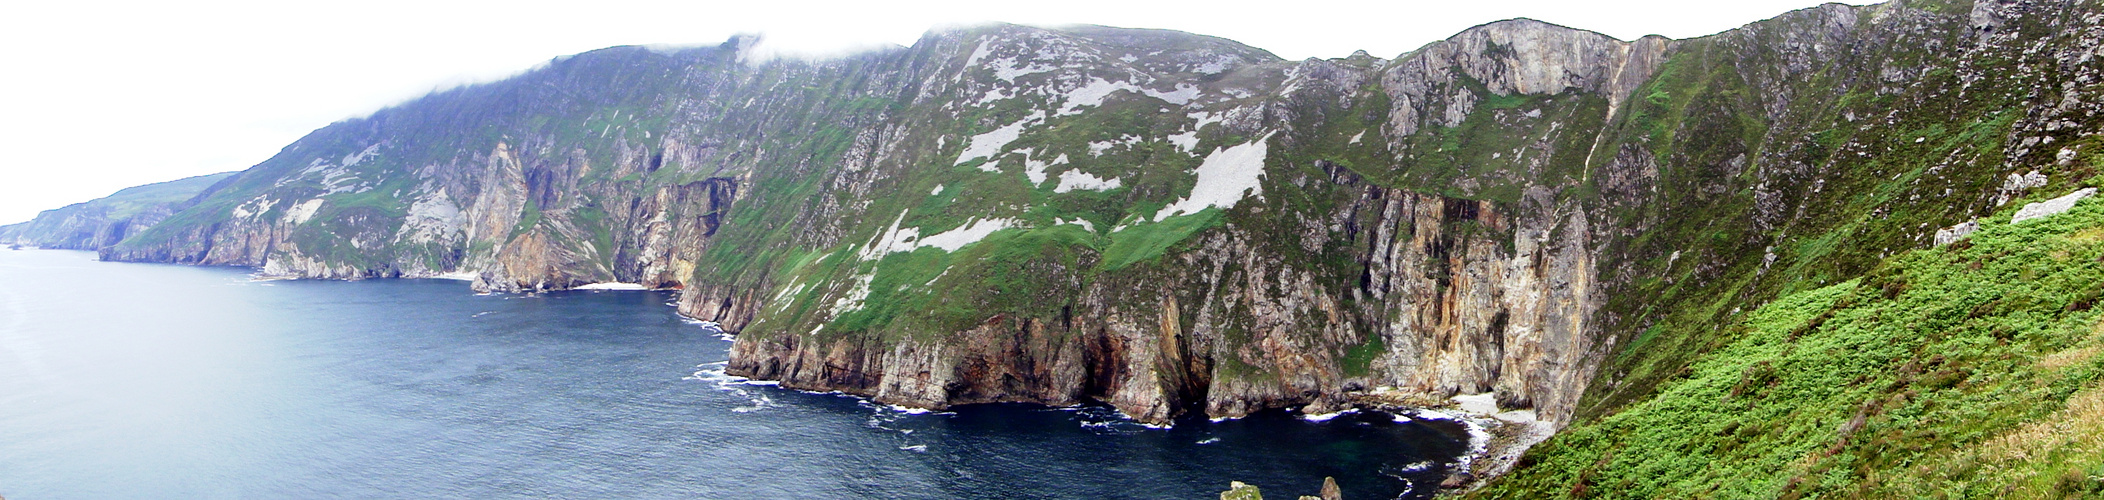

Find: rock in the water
[1220,481,1263,500]
[1319,476,1342,500]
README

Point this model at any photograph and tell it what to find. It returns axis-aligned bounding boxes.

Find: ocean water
[0,250,1467,499]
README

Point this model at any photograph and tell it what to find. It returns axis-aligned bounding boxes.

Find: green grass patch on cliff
[1481,198,2104,499]
[1098,208,1223,271]
[1340,335,1386,378]
[511,200,543,238]
[819,224,1095,341]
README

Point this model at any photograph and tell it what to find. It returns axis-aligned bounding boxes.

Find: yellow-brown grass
[1981,386,2104,463]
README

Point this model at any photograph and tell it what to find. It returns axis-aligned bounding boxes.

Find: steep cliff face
[83,20,1635,425]
[0,172,233,250]
[702,19,1670,425]
[76,0,2104,490]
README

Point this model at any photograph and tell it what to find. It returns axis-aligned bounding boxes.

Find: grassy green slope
[1481,193,2104,499]
[82,171,236,219]
[724,26,1291,344]
[0,171,235,246]
[1478,0,2104,495]
[5,171,233,225]
[1574,0,2028,421]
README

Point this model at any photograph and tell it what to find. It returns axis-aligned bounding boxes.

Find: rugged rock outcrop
[706,16,1684,425]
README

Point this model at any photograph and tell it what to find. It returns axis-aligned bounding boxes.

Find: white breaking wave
[687,362,778,413]
[574,282,650,291]
[1301,409,1358,422]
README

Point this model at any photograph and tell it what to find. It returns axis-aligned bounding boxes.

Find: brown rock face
[730,315,1095,409]
[83,20,1632,431]
[709,18,1657,427]
[690,19,1657,426]
[723,178,1602,425]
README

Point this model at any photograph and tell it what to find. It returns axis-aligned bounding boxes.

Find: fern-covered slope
[1481,188,2104,498]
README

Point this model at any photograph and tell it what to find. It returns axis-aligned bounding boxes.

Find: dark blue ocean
[0,249,1466,499]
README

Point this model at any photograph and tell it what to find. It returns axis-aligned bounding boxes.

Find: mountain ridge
[1,171,236,250]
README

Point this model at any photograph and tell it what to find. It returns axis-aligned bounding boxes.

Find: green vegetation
[1340,333,1386,378]
[71,8,2104,496]
[1483,198,2104,499]
[511,200,543,238]
[1099,209,1222,271]
[1571,6,2036,424]
[85,172,235,218]
[0,171,234,248]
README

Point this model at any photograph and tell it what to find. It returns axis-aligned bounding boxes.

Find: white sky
[0,0,1876,224]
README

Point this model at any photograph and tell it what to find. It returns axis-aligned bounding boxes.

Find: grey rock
[2012,188,2097,224]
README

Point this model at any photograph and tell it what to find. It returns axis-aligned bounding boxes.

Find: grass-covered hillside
[1481,191,2104,497]
[1455,0,2104,495]
[73,172,236,219]
[0,172,234,249]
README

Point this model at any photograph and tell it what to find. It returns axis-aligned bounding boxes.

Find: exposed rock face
[1933,220,1979,245]
[704,17,1668,425]
[1212,477,1340,500]
[69,1,2104,485]
[725,180,1602,423]
[2011,187,2096,223]
[1381,19,1669,139]
[1220,481,1264,500]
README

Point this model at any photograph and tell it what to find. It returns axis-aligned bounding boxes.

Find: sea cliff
[50,0,2104,494]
